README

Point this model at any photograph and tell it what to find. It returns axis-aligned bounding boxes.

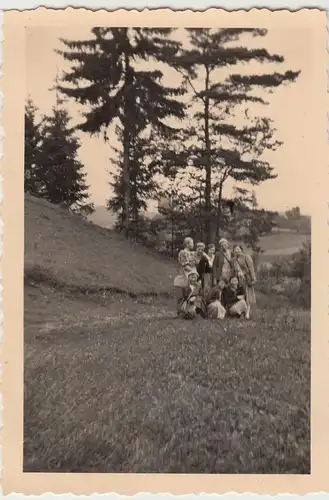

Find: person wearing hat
[212,238,233,285]
[179,270,207,319]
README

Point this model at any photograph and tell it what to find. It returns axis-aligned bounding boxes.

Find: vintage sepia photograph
[0,5,327,495]
[23,22,314,475]
[22,22,314,475]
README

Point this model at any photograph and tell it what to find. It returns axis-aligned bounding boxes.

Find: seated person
[221,276,248,318]
[179,270,207,319]
[207,283,226,320]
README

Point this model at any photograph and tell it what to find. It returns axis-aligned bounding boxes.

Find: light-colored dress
[174,248,197,288]
[207,299,226,319]
[233,253,256,305]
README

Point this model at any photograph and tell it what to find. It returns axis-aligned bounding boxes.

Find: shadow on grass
[25,264,173,300]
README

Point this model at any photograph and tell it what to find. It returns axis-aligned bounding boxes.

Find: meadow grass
[24,195,311,473]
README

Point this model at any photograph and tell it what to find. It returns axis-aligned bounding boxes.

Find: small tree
[157,178,198,254]
[286,206,301,219]
[39,106,92,211]
[227,188,277,267]
[292,239,311,307]
[108,127,159,234]
[24,98,43,195]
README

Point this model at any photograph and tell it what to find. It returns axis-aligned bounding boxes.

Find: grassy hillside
[24,195,310,474]
[25,195,176,295]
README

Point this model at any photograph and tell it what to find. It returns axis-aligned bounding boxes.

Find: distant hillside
[258,231,310,259]
[24,195,176,295]
[88,205,157,229]
[88,205,117,228]
[88,204,311,237]
[273,213,311,235]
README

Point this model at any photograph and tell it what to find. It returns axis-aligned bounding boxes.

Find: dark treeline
[25,27,300,250]
[25,98,95,217]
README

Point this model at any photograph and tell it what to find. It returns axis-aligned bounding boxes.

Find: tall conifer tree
[24,98,43,196]
[57,28,186,236]
[39,105,92,211]
[169,28,300,244]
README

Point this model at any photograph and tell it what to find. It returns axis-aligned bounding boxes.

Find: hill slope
[25,195,176,295]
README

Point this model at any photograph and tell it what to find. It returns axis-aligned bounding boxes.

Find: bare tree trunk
[171,208,174,257]
[122,127,130,238]
[199,187,204,242]
[122,36,132,239]
[215,181,224,240]
[203,67,212,247]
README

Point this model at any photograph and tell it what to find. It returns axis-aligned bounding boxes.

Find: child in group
[221,276,248,318]
[179,270,207,319]
[207,280,226,319]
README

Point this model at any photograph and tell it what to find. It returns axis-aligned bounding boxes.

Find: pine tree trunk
[122,130,130,238]
[215,181,223,241]
[204,67,212,246]
[122,36,132,239]
[199,188,204,242]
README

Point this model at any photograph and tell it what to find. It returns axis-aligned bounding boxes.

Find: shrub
[291,240,311,307]
[257,240,311,308]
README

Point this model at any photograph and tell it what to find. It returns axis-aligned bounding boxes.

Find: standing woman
[195,242,209,297]
[197,243,216,300]
[232,244,257,319]
[174,237,197,314]
[195,242,206,267]
[213,238,233,285]
[206,243,216,285]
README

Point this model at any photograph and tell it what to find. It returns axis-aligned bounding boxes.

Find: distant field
[258,231,310,260]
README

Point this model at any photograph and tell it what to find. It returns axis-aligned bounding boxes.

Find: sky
[26,26,314,215]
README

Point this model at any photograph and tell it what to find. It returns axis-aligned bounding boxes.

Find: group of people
[173,237,257,321]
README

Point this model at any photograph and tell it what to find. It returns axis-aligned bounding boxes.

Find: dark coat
[222,285,245,310]
[213,251,233,284]
[197,255,211,287]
